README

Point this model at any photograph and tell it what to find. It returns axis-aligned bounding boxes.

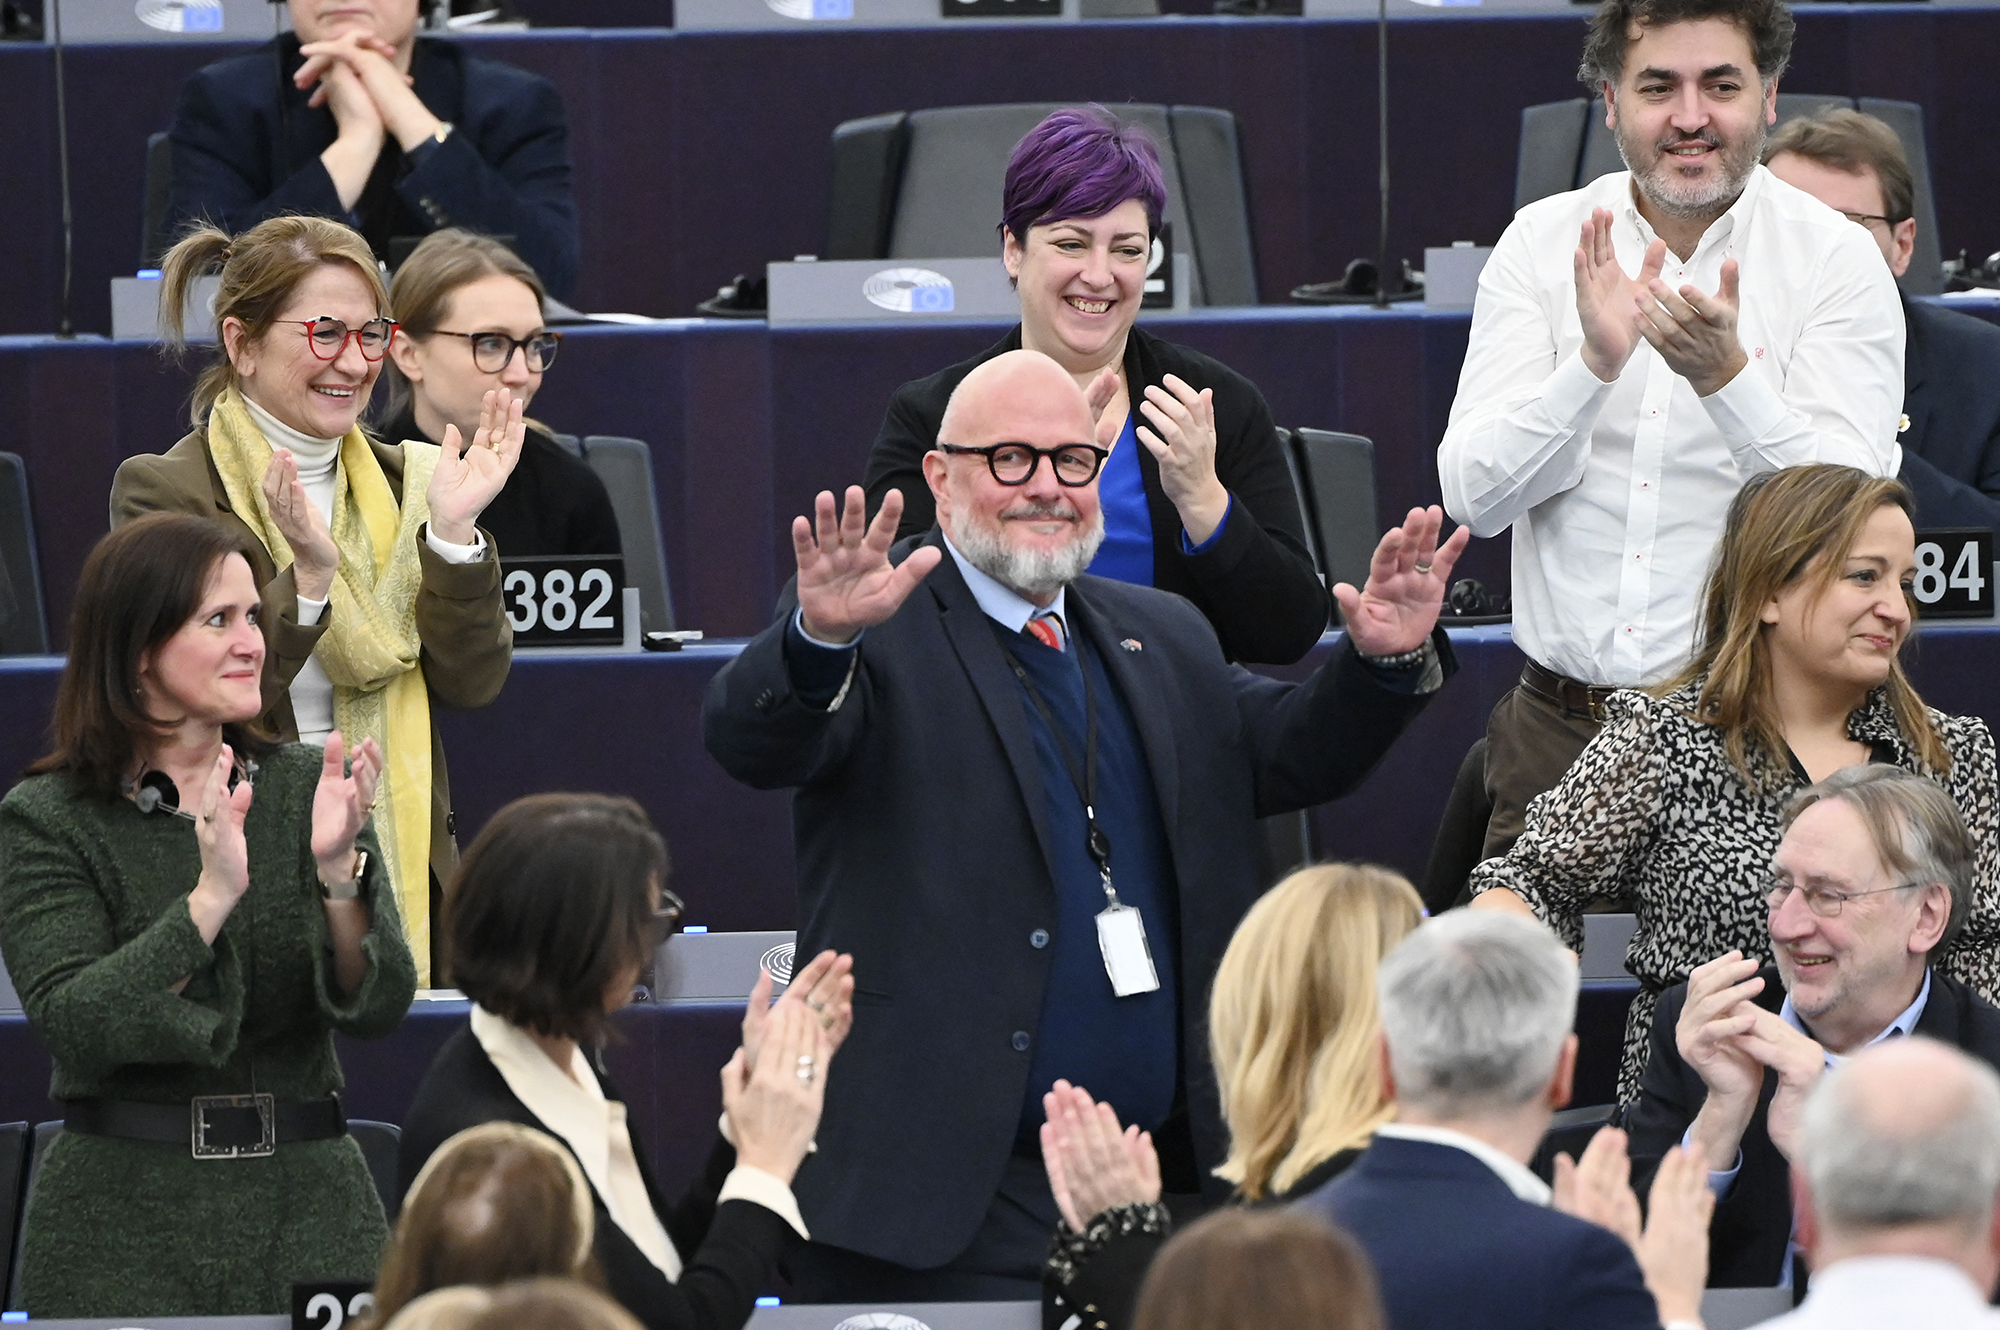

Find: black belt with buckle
[61,1094,347,1159]
[1519,659,1622,723]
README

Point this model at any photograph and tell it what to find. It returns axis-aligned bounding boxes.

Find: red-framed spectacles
[294,317,399,362]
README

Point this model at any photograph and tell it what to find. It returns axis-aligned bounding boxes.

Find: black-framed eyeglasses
[1766,877,1932,919]
[430,328,563,373]
[1838,210,1905,231]
[646,889,687,946]
[937,442,1109,487]
[295,317,397,362]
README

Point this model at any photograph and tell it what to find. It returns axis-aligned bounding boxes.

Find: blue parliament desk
[6,7,2000,336]
[10,296,1996,651]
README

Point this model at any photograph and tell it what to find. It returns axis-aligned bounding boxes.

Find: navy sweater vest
[995,617,1180,1143]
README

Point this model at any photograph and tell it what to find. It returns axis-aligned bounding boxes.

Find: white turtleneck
[241,394,484,744]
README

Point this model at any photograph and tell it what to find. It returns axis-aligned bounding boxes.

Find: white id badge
[1096,903,1160,997]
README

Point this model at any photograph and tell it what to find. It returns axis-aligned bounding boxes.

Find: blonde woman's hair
[382,229,548,419]
[156,214,388,430]
[380,1287,493,1330]
[367,1122,599,1327]
[1663,464,1946,787]
[1207,863,1425,1200]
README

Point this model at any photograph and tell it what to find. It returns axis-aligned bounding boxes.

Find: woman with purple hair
[861,105,1329,666]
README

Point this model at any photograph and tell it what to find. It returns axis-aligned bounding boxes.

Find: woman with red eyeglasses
[114,214,519,985]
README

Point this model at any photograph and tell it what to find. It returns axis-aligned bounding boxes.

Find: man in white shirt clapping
[1749,1038,2000,1329]
[1438,0,1904,865]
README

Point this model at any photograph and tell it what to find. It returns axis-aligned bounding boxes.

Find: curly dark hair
[1578,0,1795,89]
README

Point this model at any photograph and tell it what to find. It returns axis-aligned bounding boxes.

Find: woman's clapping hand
[722,999,831,1184]
[1040,1079,1161,1231]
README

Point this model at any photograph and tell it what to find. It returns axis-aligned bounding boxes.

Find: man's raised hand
[794,487,941,645]
[1574,208,1667,384]
[1335,505,1470,657]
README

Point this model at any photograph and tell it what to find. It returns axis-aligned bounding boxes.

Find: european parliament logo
[765,0,854,17]
[137,0,223,31]
[862,267,955,314]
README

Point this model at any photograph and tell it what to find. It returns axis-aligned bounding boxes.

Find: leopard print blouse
[1468,680,2000,1104]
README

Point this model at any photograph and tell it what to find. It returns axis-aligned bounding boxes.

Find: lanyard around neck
[1006,633,1119,903]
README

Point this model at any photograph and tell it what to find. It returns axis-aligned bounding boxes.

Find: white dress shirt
[1749,1255,2000,1330]
[1437,166,1904,687]
[241,397,485,743]
[470,1005,809,1283]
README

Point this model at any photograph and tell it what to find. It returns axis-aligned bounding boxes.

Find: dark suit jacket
[167,35,579,299]
[1299,1136,1664,1330]
[701,531,1448,1268]
[1625,966,2000,1288]
[399,1026,791,1330]
[1898,295,2000,534]
[861,326,1330,665]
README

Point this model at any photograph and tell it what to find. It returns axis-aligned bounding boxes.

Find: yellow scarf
[208,388,439,982]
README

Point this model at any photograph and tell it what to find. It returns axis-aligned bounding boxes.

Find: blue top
[1087,413,1153,587]
[995,616,1180,1145]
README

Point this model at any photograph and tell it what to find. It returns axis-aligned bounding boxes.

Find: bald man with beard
[704,351,1468,1301]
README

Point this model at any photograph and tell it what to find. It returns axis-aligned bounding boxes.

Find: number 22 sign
[1912,529,1995,619]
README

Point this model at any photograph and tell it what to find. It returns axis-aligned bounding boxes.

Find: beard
[949,496,1106,601]
[1618,118,1764,223]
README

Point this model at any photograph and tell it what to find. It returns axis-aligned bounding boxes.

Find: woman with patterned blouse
[1469,465,1999,1103]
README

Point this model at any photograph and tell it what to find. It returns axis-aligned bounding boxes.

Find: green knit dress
[0,743,418,1315]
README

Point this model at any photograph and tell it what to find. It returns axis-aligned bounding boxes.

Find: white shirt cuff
[424,524,487,563]
[296,595,328,627]
[791,606,863,650]
[1545,349,1619,421]
[718,1164,810,1240]
[1699,363,1791,458]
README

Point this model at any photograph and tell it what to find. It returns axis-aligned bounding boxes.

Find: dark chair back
[143,131,175,268]
[348,1119,404,1222]
[1421,736,1493,915]
[1286,429,1379,594]
[826,103,1258,306]
[1514,95,1941,294]
[0,452,49,656]
[6,1122,62,1311]
[582,436,675,633]
[0,1123,26,1314]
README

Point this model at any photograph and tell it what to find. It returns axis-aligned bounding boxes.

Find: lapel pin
[1898,413,1912,435]
[1120,639,1143,652]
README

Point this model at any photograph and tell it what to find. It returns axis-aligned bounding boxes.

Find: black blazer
[166,35,579,299]
[701,531,1448,1268]
[399,1026,791,1330]
[1625,966,2000,1288]
[1299,1136,1664,1330]
[861,326,1330,665]
[1898,295,2000,535]
[377,404,622,559]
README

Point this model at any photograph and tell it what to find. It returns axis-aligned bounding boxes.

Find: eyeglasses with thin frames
[937,442,1109,487]
[1839,210,1904,232]
[647,889,687,947]
[1766,877,1932,919]
[295,317,397,362]
[430,329,563,374]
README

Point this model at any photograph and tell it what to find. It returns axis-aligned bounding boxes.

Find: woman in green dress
[0,513,418,1314]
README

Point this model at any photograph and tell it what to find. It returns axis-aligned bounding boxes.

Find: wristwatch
[320,850,367,902]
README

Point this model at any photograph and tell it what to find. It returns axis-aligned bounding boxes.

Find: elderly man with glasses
[703,349,1467,1301]
[1624,764,2000,1292]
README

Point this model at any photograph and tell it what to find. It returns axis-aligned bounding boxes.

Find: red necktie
[1024,615,1064,651]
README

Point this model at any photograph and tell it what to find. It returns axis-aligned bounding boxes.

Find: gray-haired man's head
[1377,911,1579,1119]
[1800,1039,2000,1249]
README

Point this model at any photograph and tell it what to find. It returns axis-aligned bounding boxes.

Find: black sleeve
[568,458,625,558]
[395,70,579,300]
[1157,357,1329,665]
[167,69,348,238]
[1901,446,2000,534]
[1623,984,1705,1199]
[863,383,943,542]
